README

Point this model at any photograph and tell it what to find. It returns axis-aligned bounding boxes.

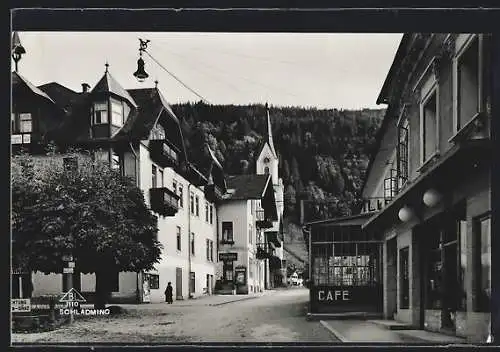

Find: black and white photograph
[10,8,496,347]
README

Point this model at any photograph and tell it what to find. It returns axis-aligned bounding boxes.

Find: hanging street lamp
[133,38,150,82]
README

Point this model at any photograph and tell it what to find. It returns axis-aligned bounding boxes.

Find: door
[176,267,183,300]
[442,242,458,331]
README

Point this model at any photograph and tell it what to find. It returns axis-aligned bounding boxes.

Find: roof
[91,71,137,108]
[38,82,82,112]
[304,212,377,227]
[225,174,271,200]
[257,105,277,159]
[376,34,410,105]
[12,72,56,105]
[207,145,223,170]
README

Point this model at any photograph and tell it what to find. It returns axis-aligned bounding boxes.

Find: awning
[363,139,491,233]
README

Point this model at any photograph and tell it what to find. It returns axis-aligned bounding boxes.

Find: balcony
[149,187,180,217]
[255,243,271,260]
[204,184,223,203]
[149,140,179,168]
[255,209,273,229]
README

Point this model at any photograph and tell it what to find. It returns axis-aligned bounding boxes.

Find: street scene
[10,26,494,346]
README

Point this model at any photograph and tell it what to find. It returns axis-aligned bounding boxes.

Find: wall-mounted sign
[361,197,391,213]
[309,285,383,313]
[11,298,31,313]
[11,134,22,144]
[63,267,74,274]
[219,252,238,261]
[235,266,246,285]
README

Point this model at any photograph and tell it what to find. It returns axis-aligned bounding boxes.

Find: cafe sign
[219,252,237,261]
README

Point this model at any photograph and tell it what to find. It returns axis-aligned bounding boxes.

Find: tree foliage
[11,150,161,276]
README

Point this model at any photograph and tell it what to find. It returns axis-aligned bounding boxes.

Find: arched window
[264,166,270,174]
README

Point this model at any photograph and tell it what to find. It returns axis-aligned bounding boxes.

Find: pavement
[319,319,472,344]
[12,287,338,344]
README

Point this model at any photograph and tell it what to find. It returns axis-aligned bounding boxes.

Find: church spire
[264,102,277,158]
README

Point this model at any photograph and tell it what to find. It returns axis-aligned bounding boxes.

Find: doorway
[441,241,458,332]
[175,267,183,300]
[386,237,398,319]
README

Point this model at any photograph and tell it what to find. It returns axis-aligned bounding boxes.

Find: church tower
[256,103,285,287]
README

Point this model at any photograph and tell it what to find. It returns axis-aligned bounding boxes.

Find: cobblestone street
[12,288,339,344]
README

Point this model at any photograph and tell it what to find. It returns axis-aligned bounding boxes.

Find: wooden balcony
[204,184,223,203]
[255,209,273,229]
[149,187,180,217]
[255,243,271,260]
[149,140,179,168]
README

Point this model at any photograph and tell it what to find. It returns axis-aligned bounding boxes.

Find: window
[149,274,160,289]
[397,118,409,190]
[476,215,491,312]
[178,185,184,208]
[152,165,157,188]
[111,152,121,173]
[159,169,164,187]
[111,100,124,127]
[195,196,200,217]
[172,180,177,194]
[222,222,234,243]
[209,205,214,225]
[206,239,210,261]
[191,232,195,256]
[420,88,438,164]
[205,202,209,222]
[399,247,410,309]
[384,169,397,201]
[63,157,78,172]
[223,261,234,281]
[264,166,270,174]
[210,241,214,262]
[249,224,253,244]
[93,102,108,124]
[455,35,481,132]
[176,226,181,251]
[19,113,32,133]
[189,272,195,294]
[190,193,195,215]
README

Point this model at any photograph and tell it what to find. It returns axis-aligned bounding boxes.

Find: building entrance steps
[319,319,469,344]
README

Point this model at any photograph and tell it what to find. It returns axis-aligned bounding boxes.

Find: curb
[209,296,259,307]
[319,320,349,342]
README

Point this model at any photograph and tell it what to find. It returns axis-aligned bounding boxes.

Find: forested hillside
[172,102,384,226]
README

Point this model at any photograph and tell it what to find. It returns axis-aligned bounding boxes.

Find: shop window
[223,261,234,281]
[426,227,442,310]
[399,247,410,309]
[475,215,491,312]
[149,274,160,289]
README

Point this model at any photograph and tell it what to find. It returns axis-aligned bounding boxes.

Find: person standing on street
[165,282,173,304]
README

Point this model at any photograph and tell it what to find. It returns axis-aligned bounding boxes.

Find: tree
[11,150,161,309]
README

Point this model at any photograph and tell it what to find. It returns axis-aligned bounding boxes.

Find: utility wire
[152,44,301,99]
[143,50,211,104]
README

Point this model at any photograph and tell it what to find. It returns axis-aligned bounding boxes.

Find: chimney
[81,83,90,93]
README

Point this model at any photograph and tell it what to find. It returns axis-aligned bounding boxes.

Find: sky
[14,32,403,110]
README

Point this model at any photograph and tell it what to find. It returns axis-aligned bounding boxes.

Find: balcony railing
[204,184,223,203]
[149,140,179,168]
[149,187,180,217]
[255,209,273,229]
